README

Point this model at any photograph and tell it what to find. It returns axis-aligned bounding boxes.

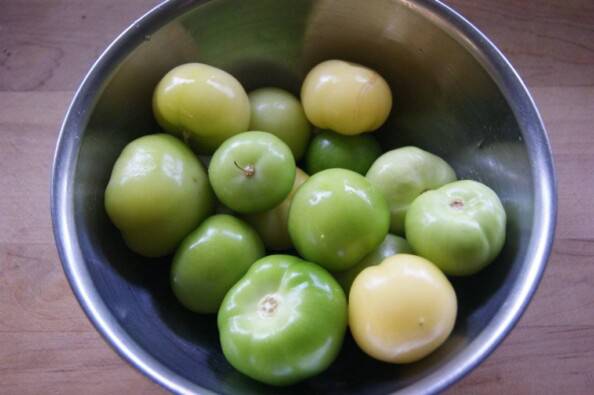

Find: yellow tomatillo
[349,254,457,364]
[301,60,392,135]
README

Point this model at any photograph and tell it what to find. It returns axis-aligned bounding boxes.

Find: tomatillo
[249,87,311,160]
[208,131,296,213]
[218,255,347,386]
[334,234,412,294]
[243,168,309,250]
[105,134,213,257]
[349,254,457,364]
[305,130,381,175]
[288,168,390,271]
[405,180,506,276]
[171,215,264,314]
[153,63,250,153]
[366,146,456,235]
[301,60,392,135]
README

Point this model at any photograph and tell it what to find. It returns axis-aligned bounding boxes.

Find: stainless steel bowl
[51,0,557,393]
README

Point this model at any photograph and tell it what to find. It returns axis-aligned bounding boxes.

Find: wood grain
[1,1,593,394]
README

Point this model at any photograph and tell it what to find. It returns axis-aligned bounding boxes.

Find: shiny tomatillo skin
[218,255,347,386]
[104,134,213,257]
[305,130,382,175]
[171,215,264,313]
[349,254,457,364]
[405,180,506,276]
[288,168,390,271]
[208,131,296,213]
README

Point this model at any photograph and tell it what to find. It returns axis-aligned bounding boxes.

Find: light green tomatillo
[405,180,506,276]
[366,146,457,235]
[248,87,311,160]
[104,134,213,257]
[153,63,250,153]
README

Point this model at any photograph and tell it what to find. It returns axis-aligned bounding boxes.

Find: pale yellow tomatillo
[349,254,457,363]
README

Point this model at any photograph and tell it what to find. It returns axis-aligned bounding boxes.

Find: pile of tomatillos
[104,60,507,386]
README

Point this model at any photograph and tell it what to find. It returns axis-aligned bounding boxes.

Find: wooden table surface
[1,0,593,394]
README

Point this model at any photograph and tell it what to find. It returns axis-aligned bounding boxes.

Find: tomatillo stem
[234,161,255,177]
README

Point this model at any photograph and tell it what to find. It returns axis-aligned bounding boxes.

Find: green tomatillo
[104,134,213,257]
[208,131,296,213]
[305,130,381,175]
[170,215,264,313]
[248,87,311,160]
[366,146,457,235]
[218,255,347,386]
[288,168,390,271]
[405,180,506,276]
